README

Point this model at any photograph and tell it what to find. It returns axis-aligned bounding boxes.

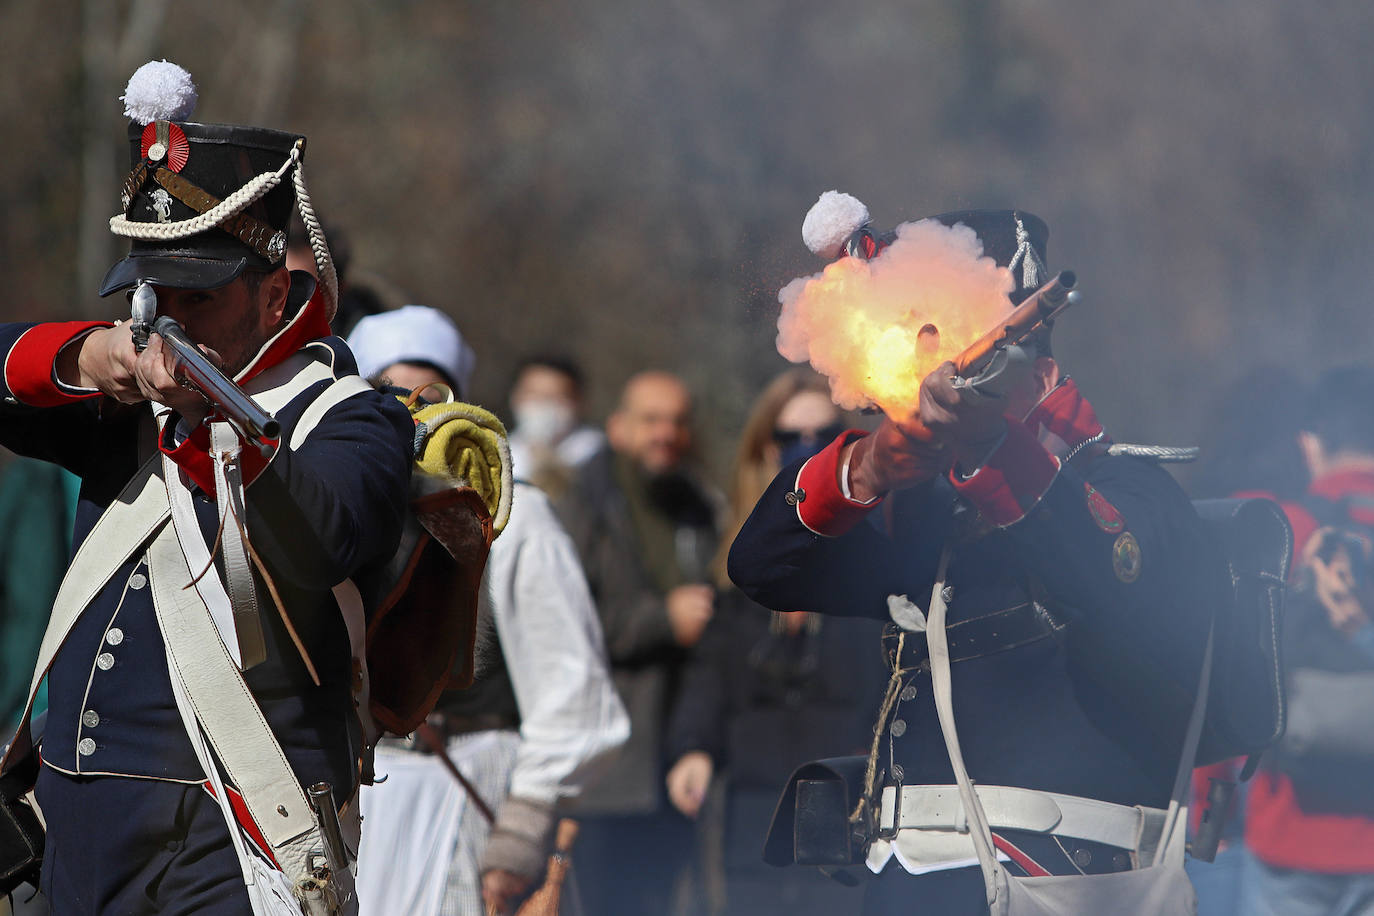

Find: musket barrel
[153,315,281,443]
[953,270,1079,376]
[1036,270,1076,316]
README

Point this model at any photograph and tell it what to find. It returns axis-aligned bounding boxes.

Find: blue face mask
[774,422,846,467]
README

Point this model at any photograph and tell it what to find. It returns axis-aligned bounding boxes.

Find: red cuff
[950,419,1060,527]
[4,321,112,407]
[794,430,883,537]
[160,419,272,495]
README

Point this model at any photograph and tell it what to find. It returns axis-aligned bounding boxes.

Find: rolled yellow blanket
[404,398,513,536]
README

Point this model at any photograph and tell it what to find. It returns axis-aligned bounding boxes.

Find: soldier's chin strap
[110,140,340,323]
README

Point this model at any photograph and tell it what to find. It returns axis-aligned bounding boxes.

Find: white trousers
[356,731,519,916]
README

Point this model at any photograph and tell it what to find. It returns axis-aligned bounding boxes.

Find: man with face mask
[506,356,604,499]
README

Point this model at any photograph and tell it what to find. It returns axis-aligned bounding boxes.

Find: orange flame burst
[777,219,1015,417]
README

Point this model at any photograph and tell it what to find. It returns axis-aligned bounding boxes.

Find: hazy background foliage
[3,0,1372,478]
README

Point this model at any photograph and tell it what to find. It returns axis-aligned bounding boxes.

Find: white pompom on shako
[801,190,871,259]
[121,60,198,125]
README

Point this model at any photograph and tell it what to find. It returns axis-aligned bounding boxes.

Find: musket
[129,281,280,455]
[885,270,1081,442]
[953,269,1079,380]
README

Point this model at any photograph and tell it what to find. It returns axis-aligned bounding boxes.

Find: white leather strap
[166,630,337,914]
[164,449,244,667]
[244,350,337,412]
[0,454,169,772]
[878,784,1162,853]
[920,542,1215,905]
[157,354,351,672]
[289,376,374,451]
[212,421,266,668]
[3,349,370,894]
[923,545,1004,906]
[8,347,336,728]
[147,523,317,856]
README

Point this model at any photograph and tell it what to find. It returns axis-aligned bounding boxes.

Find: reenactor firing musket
[130,280,280,454]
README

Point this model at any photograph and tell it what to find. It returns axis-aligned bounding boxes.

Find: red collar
[1023,378,1110,460]
[235,278,332,386]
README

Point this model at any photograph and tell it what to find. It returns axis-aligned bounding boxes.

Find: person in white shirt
[347,306,629,916]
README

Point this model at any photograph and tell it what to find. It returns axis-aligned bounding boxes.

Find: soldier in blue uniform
[729,208,1224,914]
[0,62,411,914]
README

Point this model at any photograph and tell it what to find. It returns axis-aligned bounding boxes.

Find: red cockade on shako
[1084,482,1125,534]
[140,121,190,172]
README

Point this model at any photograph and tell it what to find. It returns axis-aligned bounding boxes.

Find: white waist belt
[878,784,1162,852]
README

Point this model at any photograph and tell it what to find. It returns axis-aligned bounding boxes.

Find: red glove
[919,361,1008,471]
[846,414,952,502]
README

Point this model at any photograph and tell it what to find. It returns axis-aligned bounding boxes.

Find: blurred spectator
[1239,366,1374,916]
[556,370,721,916]
[347,307,629,916]
[287,214,388,337]
[0,456,79,733]
[1191,367,1311,503]
[506,355,604,498]
[1186,367,1311,916]
[665,368,884,915]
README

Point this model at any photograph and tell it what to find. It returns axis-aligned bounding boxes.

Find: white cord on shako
[109,61,339,319]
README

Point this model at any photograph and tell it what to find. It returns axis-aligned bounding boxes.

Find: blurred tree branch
[78,0,169,316]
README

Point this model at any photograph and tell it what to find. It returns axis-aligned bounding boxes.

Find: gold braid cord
[850,630,917,833]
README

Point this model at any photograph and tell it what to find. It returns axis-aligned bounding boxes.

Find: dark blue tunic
[728,436,1223,813]
[0,325,412,800]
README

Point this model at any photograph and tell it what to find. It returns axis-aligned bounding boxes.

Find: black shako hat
[99,65,304,297]
[855,209,1050,305]
[801,192,1052,304]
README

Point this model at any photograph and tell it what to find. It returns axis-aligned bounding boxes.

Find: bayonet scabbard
[306,781,351,880]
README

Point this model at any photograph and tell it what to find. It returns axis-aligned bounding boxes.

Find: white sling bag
[924,545,1205,915]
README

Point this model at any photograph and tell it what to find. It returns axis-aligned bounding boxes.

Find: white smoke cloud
[776,218,1015,415]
